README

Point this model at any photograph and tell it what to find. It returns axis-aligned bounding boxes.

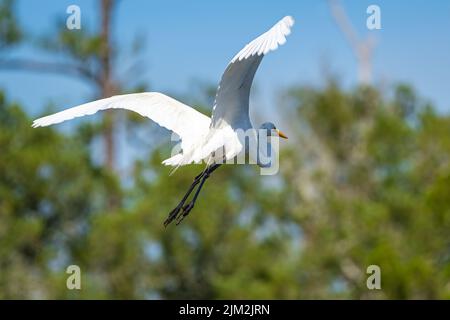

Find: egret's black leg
[164,169,207,227]
[176,164,221,225]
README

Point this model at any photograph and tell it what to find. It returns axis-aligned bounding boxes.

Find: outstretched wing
[210,16,295,129]
[32,92,211,152]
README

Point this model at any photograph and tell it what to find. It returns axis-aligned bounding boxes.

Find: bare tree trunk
[99,0,121,210]
[357,43,373,85]
[100,0,116,171]
[327,0,374,85]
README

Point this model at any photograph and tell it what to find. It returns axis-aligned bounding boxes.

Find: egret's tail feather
[162,154,185,176]
[162,154,183,166]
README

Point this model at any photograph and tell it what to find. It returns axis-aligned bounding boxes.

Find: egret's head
[259,122,288,139]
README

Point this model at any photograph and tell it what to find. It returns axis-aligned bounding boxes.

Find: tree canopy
[0,0,448,299]
[1,80,449,299]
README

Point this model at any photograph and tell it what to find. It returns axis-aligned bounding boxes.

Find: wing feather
[211,16,294,129]
[32,92,211,152]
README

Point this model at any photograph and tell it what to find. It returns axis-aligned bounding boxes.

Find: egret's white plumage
[32,92,211,156]
[32,16,295,168]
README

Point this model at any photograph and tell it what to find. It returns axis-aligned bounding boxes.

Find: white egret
[32,16,294,226]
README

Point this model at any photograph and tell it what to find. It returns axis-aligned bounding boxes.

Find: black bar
[0,300,447,318]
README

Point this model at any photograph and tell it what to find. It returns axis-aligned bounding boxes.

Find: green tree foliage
[281,81,450,299]
[2,79,449,299]
[0,0,449,300]
[0,91,120,298]
[0,0,21,49]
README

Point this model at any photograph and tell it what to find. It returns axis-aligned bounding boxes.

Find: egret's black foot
[164,202,184,227]
[164,164,221,228]
[176,202,195,225]
[164,171,207,227]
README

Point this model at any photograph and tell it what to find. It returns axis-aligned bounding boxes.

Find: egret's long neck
[256,130,272,168]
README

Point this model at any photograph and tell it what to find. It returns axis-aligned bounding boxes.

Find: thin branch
[0,58,99,84]
[328,0,360,52]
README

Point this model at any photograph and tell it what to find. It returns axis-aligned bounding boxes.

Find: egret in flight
[33,16,294,226]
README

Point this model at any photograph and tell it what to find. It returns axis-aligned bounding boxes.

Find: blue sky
[1,0,450,119]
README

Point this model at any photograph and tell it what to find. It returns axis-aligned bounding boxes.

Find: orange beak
[276,129,288,139]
